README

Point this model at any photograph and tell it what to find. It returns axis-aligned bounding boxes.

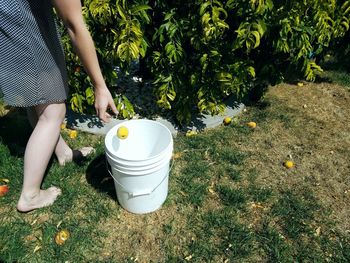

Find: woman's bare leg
[26,107,94,166]
[17,103,66,212]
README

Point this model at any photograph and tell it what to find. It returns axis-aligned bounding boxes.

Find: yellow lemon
[0,178,9,183]
[223,117,232,126]
[284,160,294,169]
[55,229,70,245]
[297,82,304,87]
[117,126,129,139]
[186,130,197,137]
[247,121,257,129]
[69,130,77,139]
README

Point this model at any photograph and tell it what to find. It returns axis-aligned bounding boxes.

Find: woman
[0,0,118,212]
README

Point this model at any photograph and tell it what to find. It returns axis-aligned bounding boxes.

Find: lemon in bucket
[117,126,129,139]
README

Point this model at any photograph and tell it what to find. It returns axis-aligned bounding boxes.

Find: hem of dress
[2,99,67,108]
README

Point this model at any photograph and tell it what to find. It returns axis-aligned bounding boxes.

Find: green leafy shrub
[59,0,350,124]
[59,0,151,118]
[327,1,350,71]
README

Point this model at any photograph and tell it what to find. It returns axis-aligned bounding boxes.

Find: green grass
[1,79,350,262]
[319,70,350,88]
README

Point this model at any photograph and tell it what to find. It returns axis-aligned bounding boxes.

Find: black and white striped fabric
[0,0,68,107]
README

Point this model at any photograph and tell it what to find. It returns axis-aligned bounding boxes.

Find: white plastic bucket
[105,139,173,167]
[105,149,172,173]
[104,119,173,214]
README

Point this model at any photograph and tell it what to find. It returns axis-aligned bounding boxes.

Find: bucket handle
[105,158,174,197]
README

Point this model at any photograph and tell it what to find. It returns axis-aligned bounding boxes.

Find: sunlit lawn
[1,78,350,262]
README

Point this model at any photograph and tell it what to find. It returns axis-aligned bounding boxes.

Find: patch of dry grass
[238,82,350,232]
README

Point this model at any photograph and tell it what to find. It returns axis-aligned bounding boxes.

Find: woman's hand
[94,85,118,123]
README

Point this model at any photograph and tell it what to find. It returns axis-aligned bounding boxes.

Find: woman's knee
[35,102,66,124]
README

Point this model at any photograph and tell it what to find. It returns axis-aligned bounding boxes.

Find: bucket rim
[104,119,173,162]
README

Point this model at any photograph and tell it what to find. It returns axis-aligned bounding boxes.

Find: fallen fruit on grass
[117,126,129,139]
[69,130,77,139]
[247,121,257,129]
[297,82,304,87]
[60,123,66,130]
[284,160,294,169]
[186,130,197,137]
[0,185,9,197]
[223,117,232,126]
[55,229,70,245]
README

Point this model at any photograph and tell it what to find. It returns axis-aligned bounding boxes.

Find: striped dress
[0,0,68,107]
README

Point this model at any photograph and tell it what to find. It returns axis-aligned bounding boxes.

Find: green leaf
[167,89,176,101]
[200,2,211,16]
[247,66,256,78]
[130,5,152,15]
[251,31,261,49]
[85,87,95,105]
[116,4,127,20]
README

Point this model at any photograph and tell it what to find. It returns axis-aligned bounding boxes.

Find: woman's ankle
[56,148,73,166]
[19,189,40,201]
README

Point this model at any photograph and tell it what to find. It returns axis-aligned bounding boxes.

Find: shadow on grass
[0,108,31,158]
[0,107,62,154]
[85,153,117,200]
[66,108,105,130]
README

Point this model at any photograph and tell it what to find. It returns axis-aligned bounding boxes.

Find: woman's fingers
[109,99,118,115]
[96,105,116,123]
[98,108,109,123]
[94,86,118,122]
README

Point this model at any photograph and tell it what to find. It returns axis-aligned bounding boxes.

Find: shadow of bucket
[105,119,173,214]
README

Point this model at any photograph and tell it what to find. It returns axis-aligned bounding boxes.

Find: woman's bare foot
[57,147,95,166]
[17,186,62,212]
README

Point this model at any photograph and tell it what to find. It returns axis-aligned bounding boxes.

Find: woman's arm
[52,0,117,122]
